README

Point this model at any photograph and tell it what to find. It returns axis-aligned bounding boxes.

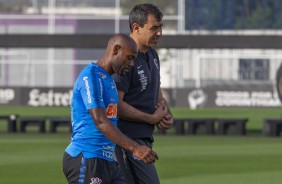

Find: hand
[149,101,167,124]
[132,145,159,164]
[156,113,174,130]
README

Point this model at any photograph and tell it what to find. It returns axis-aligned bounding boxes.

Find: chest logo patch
[153,59,159,69]
[99,72,106,79]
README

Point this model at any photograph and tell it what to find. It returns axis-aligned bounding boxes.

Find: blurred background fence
[1,0,282,108]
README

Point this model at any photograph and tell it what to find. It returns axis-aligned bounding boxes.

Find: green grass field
[0,133,281,184]
[0,106,282,183]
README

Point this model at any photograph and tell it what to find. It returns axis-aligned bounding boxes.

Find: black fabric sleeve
[112,69,132,93]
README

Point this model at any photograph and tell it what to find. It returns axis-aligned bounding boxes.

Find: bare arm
[117,90,167,124]
[156,90,174,130]
[158,90,173,116]
[89,108,158,163]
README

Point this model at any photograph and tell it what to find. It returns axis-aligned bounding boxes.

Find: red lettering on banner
[106,104,117,118]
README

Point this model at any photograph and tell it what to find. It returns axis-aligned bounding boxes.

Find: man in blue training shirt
[63,34,165,184]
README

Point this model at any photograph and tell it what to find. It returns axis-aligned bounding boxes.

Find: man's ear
[113,44,121,55]
[132,23,140,33]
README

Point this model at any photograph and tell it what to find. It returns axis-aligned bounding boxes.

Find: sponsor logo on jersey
[102,145,115,159]
[83,76,92,103]
[98,78,104,103]
[106,103,117,118]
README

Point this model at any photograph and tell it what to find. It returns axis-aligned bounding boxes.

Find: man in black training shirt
[113,3,173,184]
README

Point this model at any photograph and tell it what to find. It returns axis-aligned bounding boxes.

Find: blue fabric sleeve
[79,71,105,109]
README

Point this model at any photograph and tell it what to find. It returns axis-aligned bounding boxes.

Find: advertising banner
[164,84,282,109]
[0,87,72,107]
[23,87,73,107]
[1,85,281,108]
[0,87,21,105]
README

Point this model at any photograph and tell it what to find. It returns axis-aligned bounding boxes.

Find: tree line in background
[185,0,282,30]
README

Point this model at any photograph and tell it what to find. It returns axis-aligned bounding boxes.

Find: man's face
[138,14,163,48]
[114,45,137,76]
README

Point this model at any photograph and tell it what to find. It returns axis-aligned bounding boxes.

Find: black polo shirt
[112,48,160,139]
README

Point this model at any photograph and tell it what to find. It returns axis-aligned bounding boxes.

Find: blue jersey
[65,62,118,161]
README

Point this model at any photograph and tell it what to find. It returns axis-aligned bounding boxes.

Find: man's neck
[96,58,112,75]
[130,33,148,53]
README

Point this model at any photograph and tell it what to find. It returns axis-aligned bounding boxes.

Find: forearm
[89,108,138,152]
[118,100,154,124]
[96,118,139,152]
[163,98,173,116]
[158,92,173,117]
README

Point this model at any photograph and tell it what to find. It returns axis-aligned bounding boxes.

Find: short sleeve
[79,72,105,109]
[112,69,132,93]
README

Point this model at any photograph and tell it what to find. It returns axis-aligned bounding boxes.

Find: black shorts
[115,138,160,184]
[63,152,126,184]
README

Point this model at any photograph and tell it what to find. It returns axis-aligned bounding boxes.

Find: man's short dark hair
[129,3,163,32]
